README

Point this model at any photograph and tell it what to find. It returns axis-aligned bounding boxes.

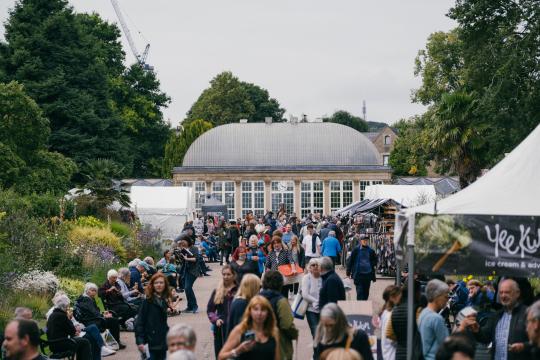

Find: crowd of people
[6,209,540,360]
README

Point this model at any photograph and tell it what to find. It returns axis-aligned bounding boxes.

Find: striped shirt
[494,311,512,360]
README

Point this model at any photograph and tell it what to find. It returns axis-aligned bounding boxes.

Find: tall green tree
[448,0,540,164]
[428,92,487,187]
[111,64,171,177]
[80,158,129,207]
[185,72,285,126]
[162,120,213,177]
[323,110,368,132]
[389,117,430,176]
[0,81,76,193]
[405,0,540,186]
[1,0,132,175]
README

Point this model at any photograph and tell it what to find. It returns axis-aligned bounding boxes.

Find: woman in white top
[301,258,323,338]
[380,285,401,360]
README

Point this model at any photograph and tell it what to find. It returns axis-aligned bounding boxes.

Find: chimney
[239,119,248,123]
[265,117,272,124]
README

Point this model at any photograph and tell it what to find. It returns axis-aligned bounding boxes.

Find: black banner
[414,213,540,276]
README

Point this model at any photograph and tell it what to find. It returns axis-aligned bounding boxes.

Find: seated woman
[219,295,280,360]
[47,294,95,360]
[98,269,137,325]
[47,292,116,358]
[74,283,125,349]
[117,267,142,306]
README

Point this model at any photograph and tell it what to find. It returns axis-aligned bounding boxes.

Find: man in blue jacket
[321,231,342,267]
[346,235,377,300]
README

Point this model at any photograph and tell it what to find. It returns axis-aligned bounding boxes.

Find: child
[168,288,182,316]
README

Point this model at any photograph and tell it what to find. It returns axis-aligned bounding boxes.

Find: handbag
[102,329,119,351]
[278,264,303,277]
[291,291,308,319]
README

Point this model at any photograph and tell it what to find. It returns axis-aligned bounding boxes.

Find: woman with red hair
[135,273,170,360]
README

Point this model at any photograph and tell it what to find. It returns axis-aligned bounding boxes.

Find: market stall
[338,198,404,276]
[201,196,228,221]
[395,124,540,360]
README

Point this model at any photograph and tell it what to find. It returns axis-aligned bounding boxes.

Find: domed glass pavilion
[172,122,391,218]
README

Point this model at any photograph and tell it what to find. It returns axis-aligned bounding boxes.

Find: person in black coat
[313,303,373,360]
[74,283,124,349]
[135,273,170,360]
[47,296,95,360]
[318,256,346,311]
[346,235,377,300]
[461,278,531,360]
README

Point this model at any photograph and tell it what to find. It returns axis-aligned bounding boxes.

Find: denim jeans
[306,311,320,338]
[184,272,198,310]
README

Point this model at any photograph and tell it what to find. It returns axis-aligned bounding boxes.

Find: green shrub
[75,216,105,228]
[0,210,48,274]
[0,291,51,330]
[59,277,85,301]
[68,225,126,260]
[109,221,131,238]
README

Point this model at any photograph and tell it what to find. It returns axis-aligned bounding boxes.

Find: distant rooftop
[395,176,460,196]
[178,122,385,170]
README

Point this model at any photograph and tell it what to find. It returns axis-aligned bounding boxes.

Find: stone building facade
[172,122,392,219]
[363,126,398,167]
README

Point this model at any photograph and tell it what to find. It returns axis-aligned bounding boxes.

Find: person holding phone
[218,295,279,360]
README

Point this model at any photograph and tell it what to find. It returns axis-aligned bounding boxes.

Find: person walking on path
[179,237,200,314]
[418,279,450,360]
[227,274,262,338]
[207,264,238,358]
[301,224,321,265]
[346,234,377,300]
[321,231,341,267]
[265,236,297,298]
[260,270,299,360]
[319,257,346,311]
[380,285,401,360]
[135,273,170,360]
[302,258,323,338]
[313,303,373,360]
[219,295,280,360]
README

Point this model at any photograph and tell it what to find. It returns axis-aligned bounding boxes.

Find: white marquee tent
[130,186,195,240]
[365,184,436,207]
[395,123,540,360]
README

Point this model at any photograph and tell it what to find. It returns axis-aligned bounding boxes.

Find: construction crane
[110,0,153,71]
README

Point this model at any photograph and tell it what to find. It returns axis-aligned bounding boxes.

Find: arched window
[384,135,391,145]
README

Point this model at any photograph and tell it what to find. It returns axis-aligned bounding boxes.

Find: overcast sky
[1,0,456,127]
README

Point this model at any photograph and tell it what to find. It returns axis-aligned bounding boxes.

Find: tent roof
[335,198,403,215]
[202,196,226,207]
[130,186,193,213]
[408,124,540,216]
[365,185,436,207]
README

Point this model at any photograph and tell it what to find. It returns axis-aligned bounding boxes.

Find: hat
[138,261,150,271]
[257,239,265,247]
[359,234,368,240]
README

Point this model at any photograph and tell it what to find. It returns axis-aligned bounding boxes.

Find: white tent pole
[406,214,416,360]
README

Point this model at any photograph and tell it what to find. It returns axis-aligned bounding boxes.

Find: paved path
[110,263,394,360]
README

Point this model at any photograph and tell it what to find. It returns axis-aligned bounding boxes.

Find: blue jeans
[184,272,198,310]
[83,324,103,360]
[306,311,320,338]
